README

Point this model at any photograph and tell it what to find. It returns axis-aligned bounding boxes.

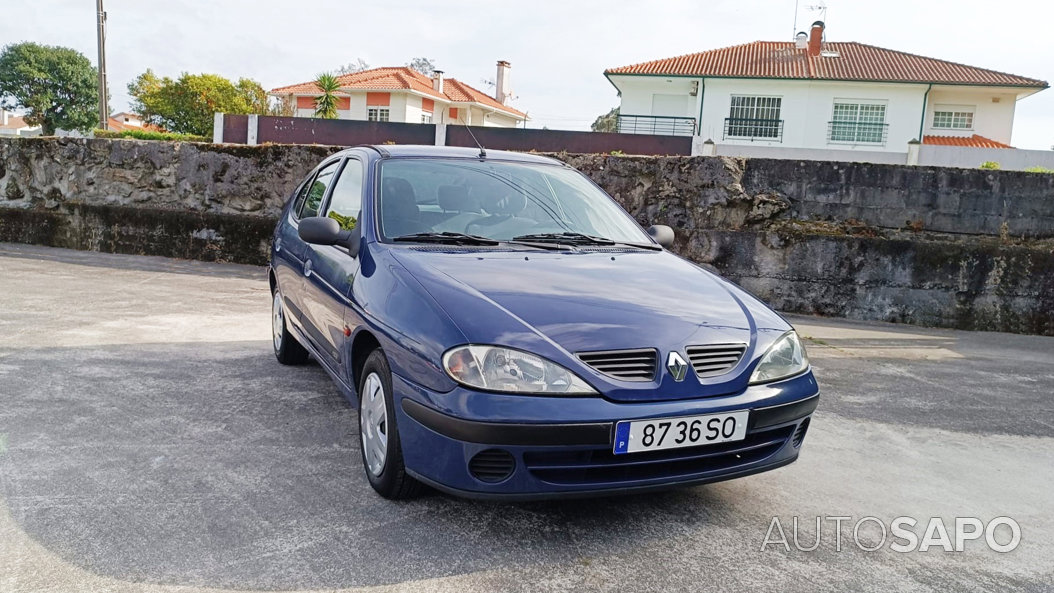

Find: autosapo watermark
[761,516,1021,553]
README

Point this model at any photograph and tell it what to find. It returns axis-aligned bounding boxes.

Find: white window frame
[829,99,888,145]
[725,95,783,140]
[368,108,390,122]
[932,104,975,130]
[421,112,433,124]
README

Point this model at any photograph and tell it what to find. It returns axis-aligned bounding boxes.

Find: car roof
[348,144,564,166]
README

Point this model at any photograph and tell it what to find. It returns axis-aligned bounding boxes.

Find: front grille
[577,348,657,382]
[468,449,515,483]
[524,426,793,486]
[685,343,747,378]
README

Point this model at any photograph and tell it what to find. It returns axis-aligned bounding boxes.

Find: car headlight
[442,345,596,394]
[749,330,809,385]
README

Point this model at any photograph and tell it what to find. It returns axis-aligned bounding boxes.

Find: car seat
[381,177,427,237]
[465,192,538,239]
[432,185,485,233]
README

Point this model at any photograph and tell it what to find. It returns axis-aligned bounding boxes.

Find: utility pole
[95,0,108,129]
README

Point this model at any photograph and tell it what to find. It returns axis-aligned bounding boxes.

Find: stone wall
[2,137,1052,335]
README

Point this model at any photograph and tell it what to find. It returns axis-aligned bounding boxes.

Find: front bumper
[393,371,819,500]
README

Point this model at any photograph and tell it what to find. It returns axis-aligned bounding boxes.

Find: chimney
[795,31,808,49]
[808,21,824,57]
[432,70,444,94]
[495,60,512,105]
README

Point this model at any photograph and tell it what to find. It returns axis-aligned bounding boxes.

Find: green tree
[128,70,269,136]
[313,73,341,119]
[0,42,99,134]
[591,106,619,133]
[406,57,437,76]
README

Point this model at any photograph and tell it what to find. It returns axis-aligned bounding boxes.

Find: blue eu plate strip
[613,421,631,455]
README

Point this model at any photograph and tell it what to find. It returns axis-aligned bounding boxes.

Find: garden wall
[1,137,1051,334]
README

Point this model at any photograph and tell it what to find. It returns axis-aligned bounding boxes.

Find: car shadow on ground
[0,339,749,590]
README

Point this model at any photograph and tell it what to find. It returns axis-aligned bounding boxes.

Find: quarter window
[297,160,340,219]
[726,96,782,139]
[933,106,974,129]
[368,108,390,122]
[324,159,364,231]
[830,102,887,143]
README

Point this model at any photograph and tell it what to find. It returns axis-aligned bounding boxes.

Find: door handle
[303,259,313,277]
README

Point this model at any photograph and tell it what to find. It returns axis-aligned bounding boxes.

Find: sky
[3,0,1052,149]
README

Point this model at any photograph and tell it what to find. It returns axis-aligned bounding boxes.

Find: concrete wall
[1,137,1052,335]
[919,145,1054,171]
[699,79,927,152]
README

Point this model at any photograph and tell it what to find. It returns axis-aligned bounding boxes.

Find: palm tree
[314,73,341,119]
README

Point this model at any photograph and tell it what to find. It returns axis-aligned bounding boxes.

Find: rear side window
[324,159,364,230]
[296,160,340,219]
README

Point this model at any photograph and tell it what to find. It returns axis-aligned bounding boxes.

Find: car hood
[389,246,790,401]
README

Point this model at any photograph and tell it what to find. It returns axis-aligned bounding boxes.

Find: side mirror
[647,224,675,249]
[298,216,342,245]
[299,216,361,257]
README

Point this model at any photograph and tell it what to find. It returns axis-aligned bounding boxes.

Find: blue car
[269,145,818,500]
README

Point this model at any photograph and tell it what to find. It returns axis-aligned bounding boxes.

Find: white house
[270,61,526,128]
[0,110,41,137]
[604,22,1047,153]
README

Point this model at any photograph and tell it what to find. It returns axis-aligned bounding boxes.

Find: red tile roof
[106,116,164,133]
[442,78,527,117]
[271,67,525,118]
[1,114,30,130]
[923,134,1012,148]
[606,42,1048,88]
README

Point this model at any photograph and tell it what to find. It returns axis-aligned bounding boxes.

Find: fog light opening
[792,417,811,448]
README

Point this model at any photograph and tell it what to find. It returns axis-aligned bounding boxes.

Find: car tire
[272,289,309,365]
[358,348,421,499]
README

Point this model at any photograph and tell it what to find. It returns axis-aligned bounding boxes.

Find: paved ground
[0,243,1052,593]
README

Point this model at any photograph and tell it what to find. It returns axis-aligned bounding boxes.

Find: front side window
[830,102,887,143]
[324,159,363,230]
[932,105,974,129]
[377,159,652,244]
[726,96,782,140]
[297,160,339,219]
[368,108,390,122]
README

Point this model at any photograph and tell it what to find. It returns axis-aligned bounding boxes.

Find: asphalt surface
[0,242,1052,593]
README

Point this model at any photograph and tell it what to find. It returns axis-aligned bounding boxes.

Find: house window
[368,108,390,122]
[932,105,974,129]
[829,101,887,144]
[726,96,782,140]
[421,113,433,124]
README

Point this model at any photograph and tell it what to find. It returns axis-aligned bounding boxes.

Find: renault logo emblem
[667,351,689,382]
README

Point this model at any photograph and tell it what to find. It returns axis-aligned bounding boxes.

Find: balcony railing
[828,121,889,144]
[723,118,784,142]
[617,115,697,137]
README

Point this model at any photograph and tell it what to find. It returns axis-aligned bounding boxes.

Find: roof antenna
[459,112,486,158]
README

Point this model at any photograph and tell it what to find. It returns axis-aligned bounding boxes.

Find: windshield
[376,159,652,244]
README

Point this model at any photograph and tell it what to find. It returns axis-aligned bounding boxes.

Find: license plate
[613,410,749,455]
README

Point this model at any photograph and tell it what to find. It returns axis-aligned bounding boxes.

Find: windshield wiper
[392,232,499,246]
[512,232,661,250]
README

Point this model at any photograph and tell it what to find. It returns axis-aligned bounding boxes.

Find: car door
[279,159,341,330]
[299,156,365,370]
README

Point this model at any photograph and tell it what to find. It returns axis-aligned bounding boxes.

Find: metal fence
[827,121,889,145]
[722,118,784,142]
[616,115,697,137]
